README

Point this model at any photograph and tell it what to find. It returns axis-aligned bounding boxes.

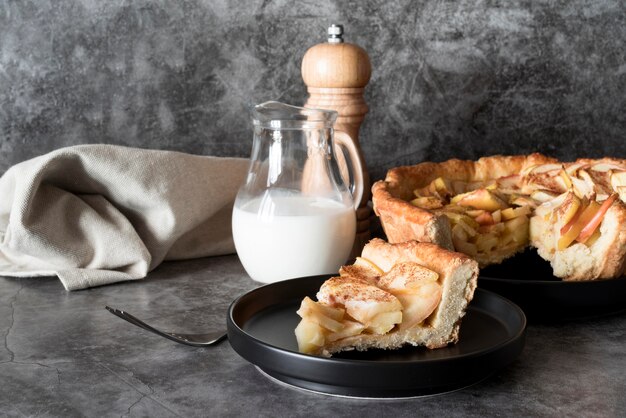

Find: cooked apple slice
[492,209,502,223]
[583,168,613,196]
[565,162,590,176]
[555,191,582,227]
[441,204,468,214]
[610,171,626,200]
[365,311,402,334]
[432,177,452,197]
[457,219,478,237]
[450,191,471,204]
[339,264,378,283]
[451,223,469,242]
[297,297,345,332]
[415,177,450,200]
[455,189,508,211]
[504,215,529,244]
[529,175,567,194]
[533,191,569,220]
[411,196,444,209]
[511,196,538,208]
[576,194,618,244]
[553,172,570,192]
[339,258,383,283]
[354,257,384,275]
[577,169,600,194]
[378,262,442,329]
[413,184,432,198]
[443,211,479,229]
[524,164,568,194]
[326,320,366,342]
[378,262,439,289]
[582,228,602,247]
[342,296,401,331]
[393,290,441,330]
[610,170,626,187]
[474,211,496,225]
[520,164,538,176]
[522,163,561,179]
[414,177,453,200]
[570,175,594,199]
[298,296,344,320]
[465,209,485,218]
[531,190,559,203]
[497,174,521,190]
[295,319,325,354]
[501,205,531,220]
[558,200,598,250]
[590,162,624,172]
[452,186,499,204]
[504,215,528,230]
[559,167,573,189]
[530,163,563,174]
[451,235,478,256]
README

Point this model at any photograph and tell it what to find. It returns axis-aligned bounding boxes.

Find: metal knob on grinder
[327,23,344,43]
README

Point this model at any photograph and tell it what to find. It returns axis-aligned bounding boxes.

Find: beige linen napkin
[0,144,249,290]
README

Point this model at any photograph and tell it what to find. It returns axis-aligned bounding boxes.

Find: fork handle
[105,306,192,346]
[105,306,227,347]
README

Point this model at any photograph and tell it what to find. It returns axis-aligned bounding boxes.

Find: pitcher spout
[252,101,337,130]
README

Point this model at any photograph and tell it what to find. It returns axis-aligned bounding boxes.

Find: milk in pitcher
[232,194,356,283]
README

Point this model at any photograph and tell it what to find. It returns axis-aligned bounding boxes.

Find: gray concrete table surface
[1,255,625,418]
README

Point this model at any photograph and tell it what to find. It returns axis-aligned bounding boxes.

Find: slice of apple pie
[295,238,478,357]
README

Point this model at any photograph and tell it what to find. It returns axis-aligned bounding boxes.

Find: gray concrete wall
[1,0,624,181]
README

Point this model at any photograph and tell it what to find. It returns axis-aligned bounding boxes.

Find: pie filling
[409,161,625,266]
[295,257,443,355]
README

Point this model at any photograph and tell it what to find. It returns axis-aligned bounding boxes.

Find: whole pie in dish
[294,238,478,357]
[372,154,626,281]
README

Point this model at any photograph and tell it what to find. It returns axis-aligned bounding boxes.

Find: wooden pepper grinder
[301,24,372,257]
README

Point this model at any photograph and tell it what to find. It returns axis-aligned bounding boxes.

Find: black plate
[479,250,626,321]
[227,275,526,398]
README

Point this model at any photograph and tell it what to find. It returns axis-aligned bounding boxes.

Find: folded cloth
[0,144,249,290]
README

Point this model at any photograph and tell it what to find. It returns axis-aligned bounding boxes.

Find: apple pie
[372,154,626,281]
[294,238,478,357]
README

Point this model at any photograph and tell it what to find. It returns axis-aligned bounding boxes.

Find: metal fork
[105,306,227,347]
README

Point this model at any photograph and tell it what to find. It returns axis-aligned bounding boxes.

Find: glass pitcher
[232,101,364,283]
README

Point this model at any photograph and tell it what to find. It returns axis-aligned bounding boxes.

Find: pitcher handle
[334,131,364,211]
